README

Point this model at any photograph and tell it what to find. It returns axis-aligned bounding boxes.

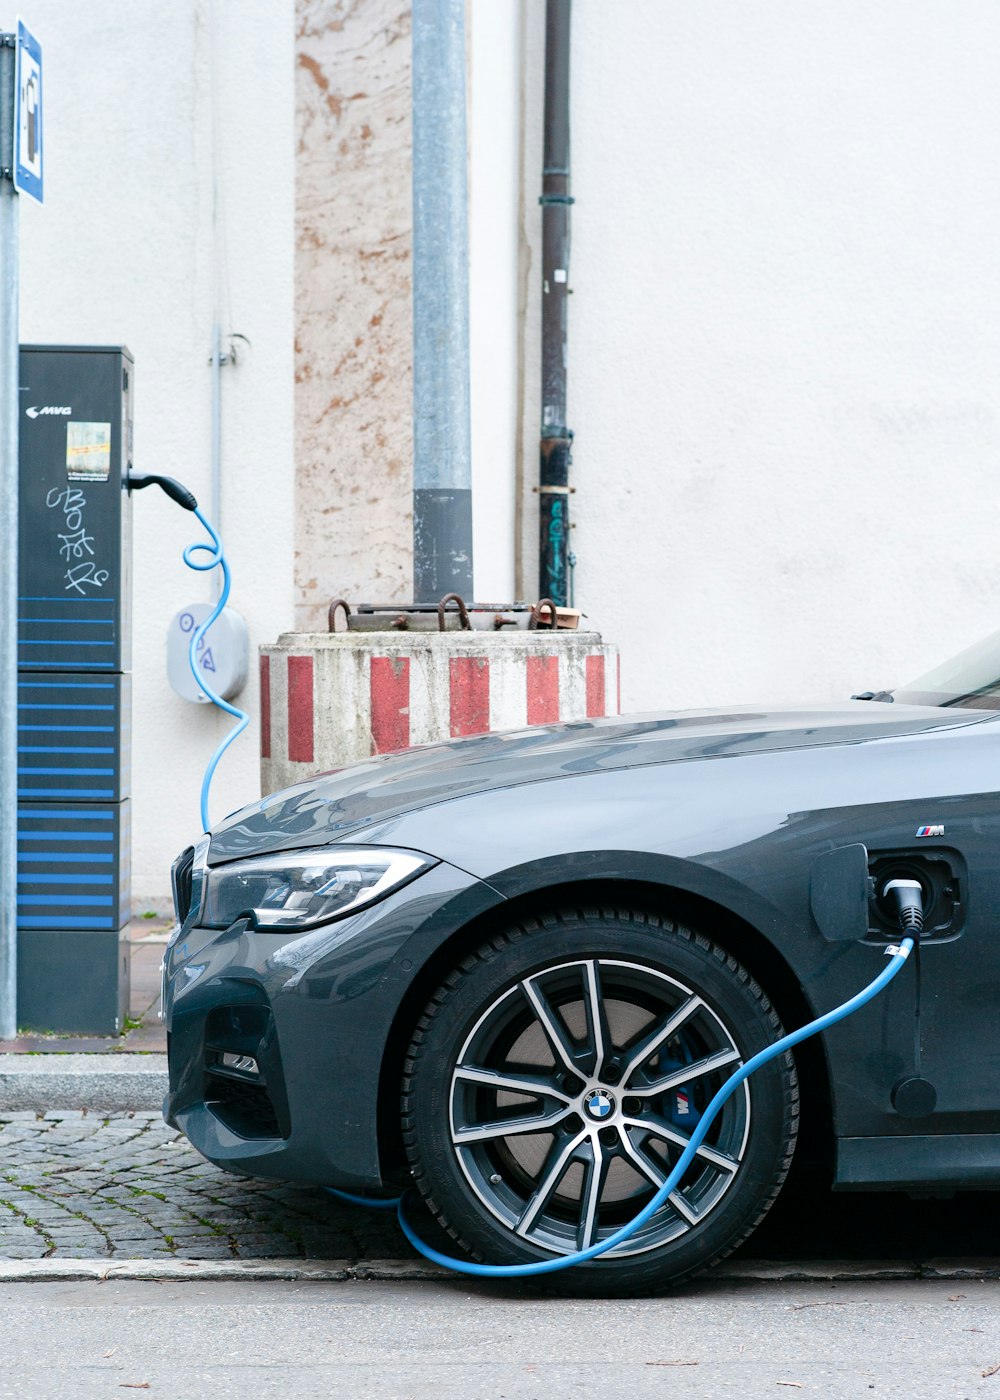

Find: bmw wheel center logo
[584,1089,616,1120]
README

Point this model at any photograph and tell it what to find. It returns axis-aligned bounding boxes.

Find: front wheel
[401,910,799,1294]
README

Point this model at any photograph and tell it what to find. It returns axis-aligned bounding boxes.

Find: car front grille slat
[171,845,195,925]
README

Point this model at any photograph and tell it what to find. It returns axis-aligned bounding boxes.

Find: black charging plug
[128,472,199,512]
[882,877,925,935]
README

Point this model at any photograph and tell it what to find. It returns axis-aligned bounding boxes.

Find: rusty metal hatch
[327,594,582,634]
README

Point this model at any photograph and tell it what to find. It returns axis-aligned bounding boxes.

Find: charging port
[867,850,964,940]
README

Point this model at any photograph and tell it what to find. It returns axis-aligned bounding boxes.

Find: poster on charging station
[13,17,43,204]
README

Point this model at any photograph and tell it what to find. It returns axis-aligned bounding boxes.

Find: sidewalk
[0,916,168,1055]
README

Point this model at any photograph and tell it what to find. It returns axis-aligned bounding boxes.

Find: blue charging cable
[328,937,914,1277]
[183,506,250,832]
[325,1187,402,1212]
[129,473,250,832]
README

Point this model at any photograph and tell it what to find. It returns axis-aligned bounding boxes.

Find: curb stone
[0,1258,447,1283]
[0,1054,167,1112]
[0,1257,997,1285]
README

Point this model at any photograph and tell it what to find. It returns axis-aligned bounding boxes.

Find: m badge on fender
[915,824,944,838]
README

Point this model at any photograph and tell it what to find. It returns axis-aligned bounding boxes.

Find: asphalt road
[2,1276,999,1399]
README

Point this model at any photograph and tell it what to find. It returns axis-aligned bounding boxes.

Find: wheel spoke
[577,1135,611,1251]
[453,1102,573,1145]
[630,1048,742,1097]
[618,1124,665,1186]
[666,1189,699,1226]
[516,1128,589,1237]
[621,1114,740,1174]
[453,1064,573,1103]
[583,960,611,1079]
[619,994,703,1083]
[521,975,581,1076]
[617,1127,699,1226]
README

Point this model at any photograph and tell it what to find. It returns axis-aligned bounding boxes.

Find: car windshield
[893,629,1000,710]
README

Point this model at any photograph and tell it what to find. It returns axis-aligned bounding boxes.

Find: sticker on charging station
[66,422,112,481]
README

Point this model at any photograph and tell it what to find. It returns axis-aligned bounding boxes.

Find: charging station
[16,345,133,1034]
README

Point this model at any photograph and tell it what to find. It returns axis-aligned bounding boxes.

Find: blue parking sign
[13,18,42,204]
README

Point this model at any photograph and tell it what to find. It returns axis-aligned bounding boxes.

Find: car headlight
[201,848,435,932]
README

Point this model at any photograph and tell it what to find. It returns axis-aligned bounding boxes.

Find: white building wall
[16,0,296,903]
[520,1,1000,711]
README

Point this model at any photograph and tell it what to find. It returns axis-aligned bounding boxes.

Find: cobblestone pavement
[0,1111,407,1262]
[5,1110,1000,1270]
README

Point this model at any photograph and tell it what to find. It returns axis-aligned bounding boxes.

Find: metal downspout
[411,0,474,603]
[538,0,573,606]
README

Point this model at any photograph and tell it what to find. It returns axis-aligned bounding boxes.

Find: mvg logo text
[25,405,72,418]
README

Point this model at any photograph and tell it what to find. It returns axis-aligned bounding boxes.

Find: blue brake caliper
[658,1053,703,1131]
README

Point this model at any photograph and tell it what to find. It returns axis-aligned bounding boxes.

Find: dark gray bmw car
[164,633,1000,1291]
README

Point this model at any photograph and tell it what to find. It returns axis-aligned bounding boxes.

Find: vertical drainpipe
[538,0,573,606]
[412,0,474,604]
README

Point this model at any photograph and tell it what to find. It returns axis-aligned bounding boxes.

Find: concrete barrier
[259,630,620,795]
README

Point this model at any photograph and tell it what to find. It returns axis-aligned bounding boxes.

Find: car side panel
[353,723,1000,1169]
[167,720,1000,1191]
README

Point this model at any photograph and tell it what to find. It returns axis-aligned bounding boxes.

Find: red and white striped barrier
[259,631,620,795]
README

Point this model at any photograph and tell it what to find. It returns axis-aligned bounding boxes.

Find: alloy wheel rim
[448,957,750,1259]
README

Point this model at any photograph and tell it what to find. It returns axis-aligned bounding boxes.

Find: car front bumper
[163,856,503,1190]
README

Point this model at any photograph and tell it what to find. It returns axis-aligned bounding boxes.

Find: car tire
[401,908,799,1295]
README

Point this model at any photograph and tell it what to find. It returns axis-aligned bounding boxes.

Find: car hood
[207,701,987,863]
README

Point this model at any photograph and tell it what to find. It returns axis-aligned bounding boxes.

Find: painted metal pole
[0,34,19,1039]
[411,0,473,603]
[538,0,573,606]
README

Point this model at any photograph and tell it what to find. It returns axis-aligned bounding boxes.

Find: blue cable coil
[327,938,914,1277]
[184,507,250,832]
